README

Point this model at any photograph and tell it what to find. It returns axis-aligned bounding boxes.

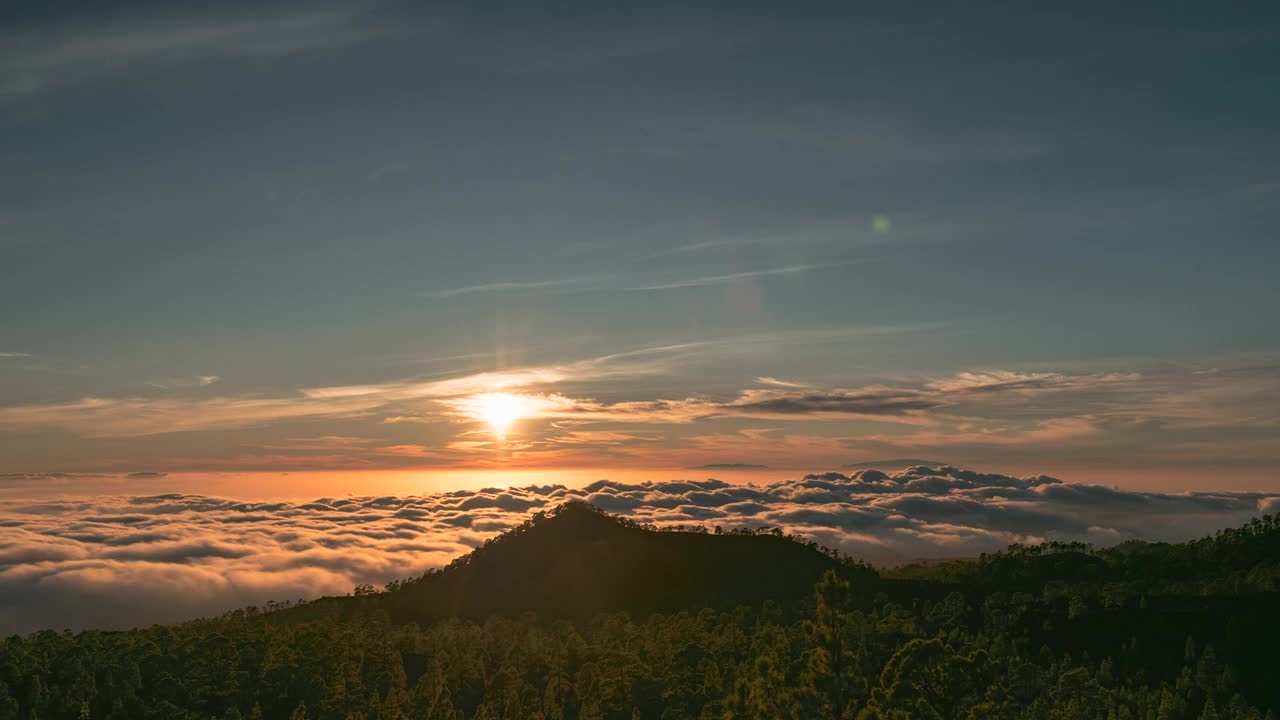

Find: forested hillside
[1,503,1278,719]
[300,501,870,624]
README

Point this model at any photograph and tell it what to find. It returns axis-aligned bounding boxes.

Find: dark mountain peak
[539,499,629,534]
[471,500,631,554]
[338,501,869,623]
[843,458,945,470]
[688,463,770,470]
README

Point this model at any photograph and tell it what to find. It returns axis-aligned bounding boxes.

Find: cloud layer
[2,466,1274,634]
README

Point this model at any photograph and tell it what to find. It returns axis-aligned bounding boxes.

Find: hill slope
[311,501,870,623]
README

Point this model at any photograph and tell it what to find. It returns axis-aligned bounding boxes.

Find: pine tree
[806,570,857,719]
[1157,688,1184,720]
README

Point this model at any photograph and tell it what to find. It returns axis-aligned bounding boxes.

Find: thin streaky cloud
[0,327,953,435]
[430,261,858,298]
[627,214,902,263]
[0,353,31,359]
[429,278,594,298]
[0,3,382,99]
[439,369,1147,428]
[0,331,1242,444]
[0,345,693,437]
[626,263,829,291]
[148,375,221,389]
[635,238,737,260]
[756,377,809,388]
[577,340,719,366]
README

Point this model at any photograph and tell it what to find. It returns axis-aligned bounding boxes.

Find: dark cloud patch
[102,532,175,546]
[0,465,1274,634]
[876,494,1089,535]
[721,501,772,515]
[0,473,103,489]
[728,389,941,416]
[765,506,892,532]
[101,540,252,562]
[80,514,152,525]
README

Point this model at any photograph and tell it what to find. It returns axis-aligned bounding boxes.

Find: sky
[2,1,1279,492]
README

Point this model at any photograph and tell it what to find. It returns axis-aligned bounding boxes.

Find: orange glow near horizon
[1,464,1274,504]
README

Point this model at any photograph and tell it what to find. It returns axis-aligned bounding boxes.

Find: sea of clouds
[2,465,1276,634]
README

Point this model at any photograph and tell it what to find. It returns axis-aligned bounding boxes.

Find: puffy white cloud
[0,466,1275,634]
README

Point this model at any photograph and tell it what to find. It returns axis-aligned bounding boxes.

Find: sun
[476,392,527,434]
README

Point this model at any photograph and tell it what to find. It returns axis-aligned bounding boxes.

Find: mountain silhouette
[303,501,871,623]
[842,458,945,470]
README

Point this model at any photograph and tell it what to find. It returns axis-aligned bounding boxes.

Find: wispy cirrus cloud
[441,370,1138,428]
[866,416,1105,448]
[1,3,384,99]
[0,394,379,438]
[924,370,1140,395]
[625,263,826,291]
[0,353,31,359]
[427,255,856,300]
[148,375,220,390]
[428,263,829,299]
[428,278,596,298]
[755,377,809,388]
[440,387,942,428]
[0,346,680,437]
[0,343,1276,477]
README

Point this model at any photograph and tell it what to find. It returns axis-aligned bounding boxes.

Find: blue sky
[1,2,1278,487]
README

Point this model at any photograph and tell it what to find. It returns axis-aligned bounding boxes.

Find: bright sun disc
[477,393,525,433]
